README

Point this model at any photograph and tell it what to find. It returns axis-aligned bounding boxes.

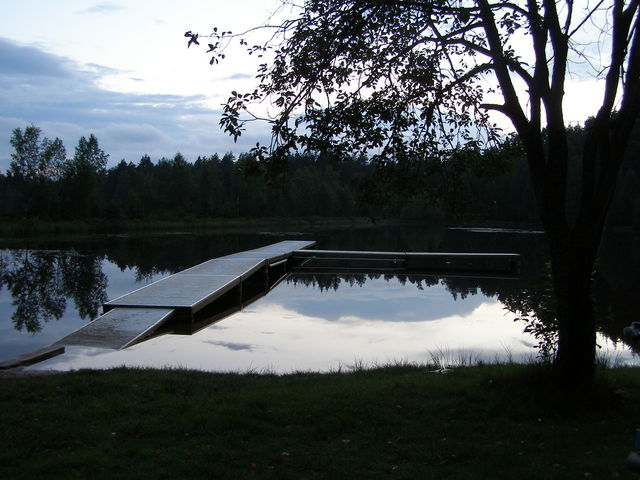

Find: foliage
[3,123,640,231]
[191,1,638,175]
[195,2,506,160]
[59,134,110,219]
[64,134,108,176]
[0,131,395,221]
[5,125,67,219]
[503,263,558,360]
[9,125,65,181]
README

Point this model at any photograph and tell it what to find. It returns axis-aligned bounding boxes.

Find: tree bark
[528,135,602,388]
[547,232,597,387]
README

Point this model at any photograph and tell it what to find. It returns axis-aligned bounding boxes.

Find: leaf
[187,33,199,48]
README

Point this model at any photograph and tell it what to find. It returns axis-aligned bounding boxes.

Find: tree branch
[578,0,639,238]
[526,0,550,130]
[568,0,607,38]
[477,0,528,131]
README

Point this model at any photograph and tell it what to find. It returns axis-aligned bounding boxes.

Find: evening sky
[0,0,609,171]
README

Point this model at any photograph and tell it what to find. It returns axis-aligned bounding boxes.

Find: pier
[291,249,520,275]
[0,240,520,369]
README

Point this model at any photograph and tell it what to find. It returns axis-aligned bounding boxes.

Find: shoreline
[0,216,401,239]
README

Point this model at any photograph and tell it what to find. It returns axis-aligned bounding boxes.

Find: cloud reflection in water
[29,274,640,373]
[32,276,531,372]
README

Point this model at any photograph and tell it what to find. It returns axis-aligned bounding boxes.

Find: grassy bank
[0,216,397,238]
[2,364,639,479]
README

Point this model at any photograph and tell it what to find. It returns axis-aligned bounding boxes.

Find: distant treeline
[1,123,638,228]
[0,126,378,220]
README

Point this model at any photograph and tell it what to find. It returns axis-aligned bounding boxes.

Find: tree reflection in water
[288,272,442,292]
[286,264,640,360]
[0,250,108,332]
[0,227,636,358]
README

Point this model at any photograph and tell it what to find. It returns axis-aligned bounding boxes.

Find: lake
[1,225,638,372]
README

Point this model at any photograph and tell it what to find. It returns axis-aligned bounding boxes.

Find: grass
[2,363,639,479]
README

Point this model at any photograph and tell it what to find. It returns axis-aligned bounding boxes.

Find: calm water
[1,226,638,372]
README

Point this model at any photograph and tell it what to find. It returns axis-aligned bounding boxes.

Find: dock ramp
[0,240,315,368]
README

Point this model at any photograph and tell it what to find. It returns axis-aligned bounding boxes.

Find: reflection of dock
[1,241,521,369]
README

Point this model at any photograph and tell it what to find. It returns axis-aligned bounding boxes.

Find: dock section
[291,249,520,275]
[53,308,175,350]
[104,240,315,318]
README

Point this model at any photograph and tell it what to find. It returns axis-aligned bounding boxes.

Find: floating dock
[291,249,520,275]
[0,240,315,369]
[1,240,521,369]
[77,240,316,347]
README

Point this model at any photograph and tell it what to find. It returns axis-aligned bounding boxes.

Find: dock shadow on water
[0,227,638,371]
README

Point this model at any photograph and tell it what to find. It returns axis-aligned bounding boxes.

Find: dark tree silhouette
[188,0,640,386]
[9,125,65,181]
[61,134,109,218]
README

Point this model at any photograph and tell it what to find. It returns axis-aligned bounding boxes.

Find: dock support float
[291,250,520,275]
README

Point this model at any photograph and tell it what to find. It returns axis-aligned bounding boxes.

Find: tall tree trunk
[547,230,598,387]
[525,126,604,388]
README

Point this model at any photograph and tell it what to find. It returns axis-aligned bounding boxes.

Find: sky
[0,0,283,171]
[0,0,610,172]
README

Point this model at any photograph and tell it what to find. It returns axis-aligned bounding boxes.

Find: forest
[1,122,639,229]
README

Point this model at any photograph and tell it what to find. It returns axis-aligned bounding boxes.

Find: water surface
[1,226,637,372]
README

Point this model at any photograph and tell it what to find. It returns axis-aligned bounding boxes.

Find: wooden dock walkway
[0,240,315,368]
[103,240,316,317]
[1,240,521,369]
[54,308,175,350]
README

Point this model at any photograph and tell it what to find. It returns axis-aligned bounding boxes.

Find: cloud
[100,123,170,145]
[220,73,254,81]
[0,38,269,171]
[83,63,124,76]
[77,3,125,15]
[0,38,71,78]
[0,116,27,142]
[205,341,257,352]
[277,276,487,323]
